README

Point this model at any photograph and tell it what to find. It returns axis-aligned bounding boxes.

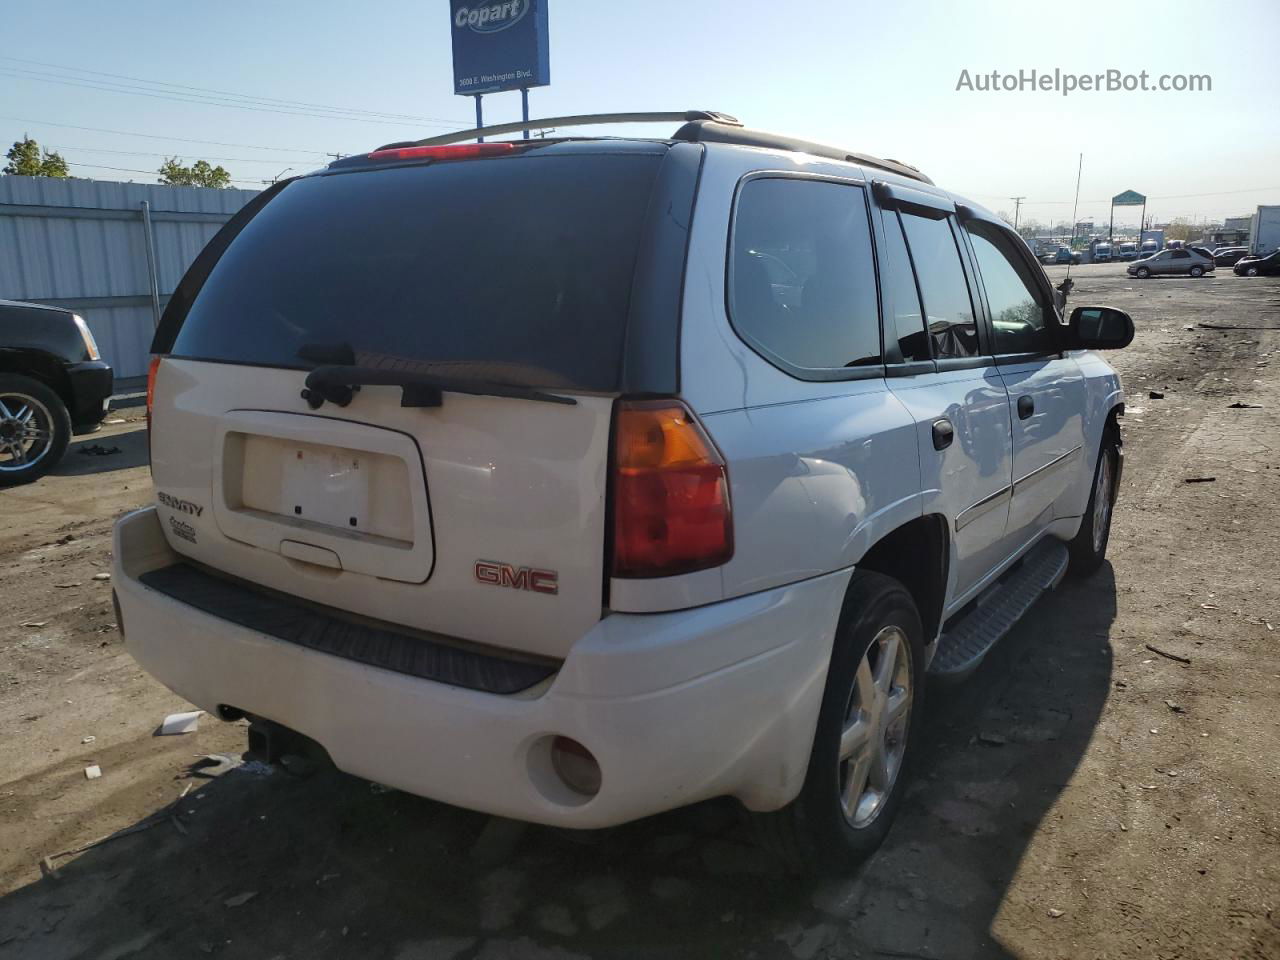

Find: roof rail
[671,120,933,185]
[392,111,741,149]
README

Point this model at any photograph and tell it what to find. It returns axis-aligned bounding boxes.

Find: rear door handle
[1017,395,1035,420]
[932,418,954,450]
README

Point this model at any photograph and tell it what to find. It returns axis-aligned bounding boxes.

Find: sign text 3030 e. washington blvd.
[956,68,1211,96]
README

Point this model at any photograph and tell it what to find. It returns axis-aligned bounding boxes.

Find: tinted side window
[899,212,979,358]
[1172,249,1190,259]
[730,178,881,372]
[881,211,930,361]
[965,222,1054,355]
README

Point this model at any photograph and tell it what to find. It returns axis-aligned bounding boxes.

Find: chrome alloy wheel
[0,393,55,473]
[837,624,913,828]
[1092,449,1114,554]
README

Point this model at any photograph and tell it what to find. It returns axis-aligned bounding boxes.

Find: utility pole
[1010,196,1026,232]
[325,152,346,163]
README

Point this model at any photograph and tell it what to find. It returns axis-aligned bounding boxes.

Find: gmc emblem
[475,560,558,595]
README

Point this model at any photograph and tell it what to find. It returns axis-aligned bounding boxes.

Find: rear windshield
[169,153,663,391]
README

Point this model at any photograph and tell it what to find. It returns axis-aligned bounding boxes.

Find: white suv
[114,112,1132,871]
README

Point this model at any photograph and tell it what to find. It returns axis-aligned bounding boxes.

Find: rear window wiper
[301,365,577,409]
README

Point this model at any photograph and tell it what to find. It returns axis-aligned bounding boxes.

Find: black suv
[0,299,113,484]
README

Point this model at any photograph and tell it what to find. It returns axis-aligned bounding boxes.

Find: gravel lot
[1,264,1278,960]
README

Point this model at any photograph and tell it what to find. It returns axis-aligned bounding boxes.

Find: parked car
[1041,245,1080,265]
[1127,248,1215,278]
[114,113,1132,872]
[1233,249,1280,276]
[0,299,113,485]
[1213,246,1249,266]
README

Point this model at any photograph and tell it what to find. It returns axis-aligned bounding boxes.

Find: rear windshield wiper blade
[301,365,577,409]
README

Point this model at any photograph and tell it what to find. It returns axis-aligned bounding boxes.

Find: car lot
[1,265,1278,960]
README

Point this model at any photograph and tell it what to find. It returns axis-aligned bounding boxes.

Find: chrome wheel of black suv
[0,375,72,486]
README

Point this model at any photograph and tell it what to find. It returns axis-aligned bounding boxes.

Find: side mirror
[1066,306,1134,350]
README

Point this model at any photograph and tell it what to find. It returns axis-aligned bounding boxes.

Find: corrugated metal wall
[0,175,259,379]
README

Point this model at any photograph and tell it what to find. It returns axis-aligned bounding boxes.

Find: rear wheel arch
[850,514,949,644]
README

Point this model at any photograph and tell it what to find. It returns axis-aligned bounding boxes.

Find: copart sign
[450,0,550,96]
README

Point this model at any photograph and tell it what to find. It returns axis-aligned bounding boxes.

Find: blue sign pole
[475,94,484,143]
[521,88,529,139]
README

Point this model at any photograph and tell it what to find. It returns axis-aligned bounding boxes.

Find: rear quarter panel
[620,145,925,608]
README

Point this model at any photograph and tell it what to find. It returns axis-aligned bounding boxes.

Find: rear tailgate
[151,361,612,659]
[149,146,674,660]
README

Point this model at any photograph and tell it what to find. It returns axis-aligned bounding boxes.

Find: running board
[929,539,1069,678]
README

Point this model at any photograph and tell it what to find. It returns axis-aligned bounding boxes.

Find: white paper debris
[84,765,102,780]
[158,710,203,736]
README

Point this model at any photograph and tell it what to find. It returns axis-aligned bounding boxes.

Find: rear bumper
[65,361,113,429]
[114,507,850,827]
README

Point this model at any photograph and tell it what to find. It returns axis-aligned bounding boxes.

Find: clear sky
[4,0,1277,228]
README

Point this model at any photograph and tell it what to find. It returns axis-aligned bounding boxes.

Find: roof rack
[382,111,931,186]
[671,120,932,185]
[394,111,741,149]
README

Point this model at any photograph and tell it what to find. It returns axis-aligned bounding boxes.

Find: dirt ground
[1,264,1278,960]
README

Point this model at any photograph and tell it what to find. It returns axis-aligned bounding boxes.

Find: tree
[1018,218,1045,239]
[158,157,232,189]
[4,136,70,177]
[1164,217,1195,243]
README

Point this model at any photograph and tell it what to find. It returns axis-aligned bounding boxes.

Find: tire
[753,570,926,873]
[1247,267,1259,277]
[1068,424,1120,576]
[1135,267,1150,279]
[0,374,72,487]
[1190,266,1204,278]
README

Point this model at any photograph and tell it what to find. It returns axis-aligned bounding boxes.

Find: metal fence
[0,175,259,380]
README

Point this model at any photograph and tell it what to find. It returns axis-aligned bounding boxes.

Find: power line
[62,161,261,185]
[0,115,332,155]
[0,68,432,127]
[0,55,471,126]
[43,144,324,165]
[0,65,464,128]
[970,186,1280,206]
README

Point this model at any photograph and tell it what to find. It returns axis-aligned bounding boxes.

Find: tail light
[146,355,162,413]
[610,400,733,578]
[145,355,162,469]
